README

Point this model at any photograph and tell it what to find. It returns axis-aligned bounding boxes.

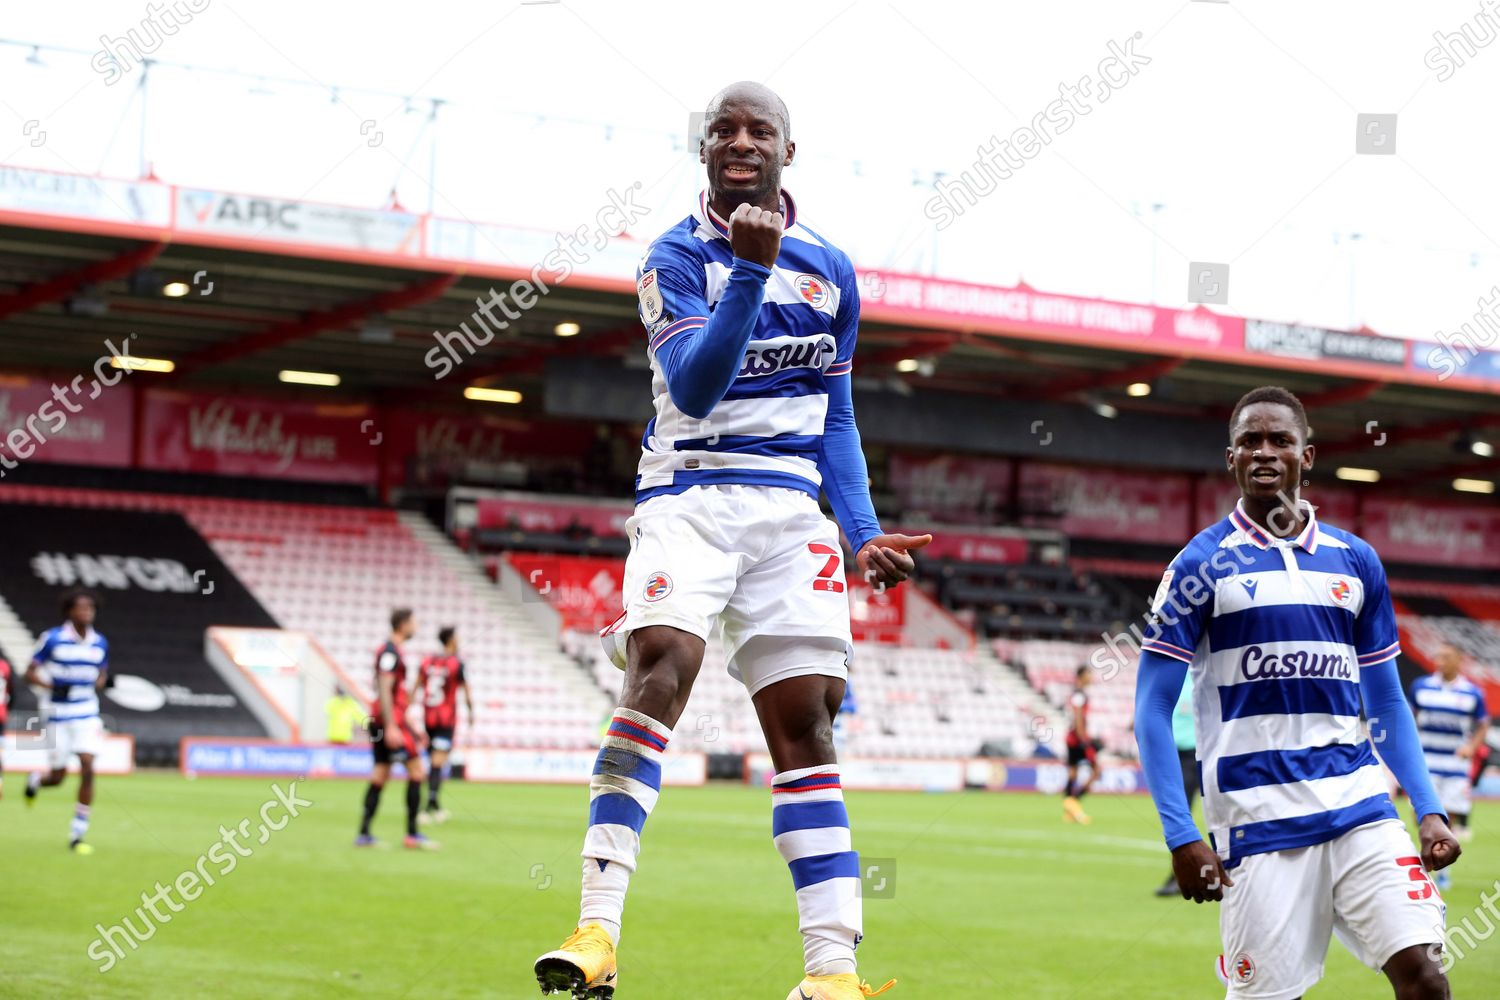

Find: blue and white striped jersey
[32,624,109,722]
[1140,499,1401,863]
[632,190,858,504]
[1410,673,1487,778]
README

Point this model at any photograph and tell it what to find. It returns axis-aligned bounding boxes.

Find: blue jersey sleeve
[636,237,769,420]
[30,629,54,668]
[97,636,109,674]
[1135,650,1201,849]
[1139,545,1215,665]
[1365,660,1445,821]
[827,254,857,377]
[815,251,880,552]
[1353,541,1400,669]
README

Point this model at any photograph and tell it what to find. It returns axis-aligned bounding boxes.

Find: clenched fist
[729,203,783,269]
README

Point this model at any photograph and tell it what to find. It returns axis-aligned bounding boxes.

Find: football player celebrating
[535,81,921,1000]
[1135,387,1455,1000]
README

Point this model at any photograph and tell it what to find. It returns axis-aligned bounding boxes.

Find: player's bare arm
[25,662,53,689]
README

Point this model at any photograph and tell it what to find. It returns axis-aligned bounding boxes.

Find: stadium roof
[1,165,1497,496]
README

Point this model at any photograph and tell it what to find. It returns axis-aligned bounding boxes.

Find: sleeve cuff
[1140,639,1194,664]
[731,257,772,278]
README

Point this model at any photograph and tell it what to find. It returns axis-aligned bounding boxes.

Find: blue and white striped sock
[772,764,862,977]
[579,709,671,943]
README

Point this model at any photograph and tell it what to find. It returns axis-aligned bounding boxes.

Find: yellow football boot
[535,923,618,998]
[786,972,896,999]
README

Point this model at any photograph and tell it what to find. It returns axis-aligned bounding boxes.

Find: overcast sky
[2,0,1497,343]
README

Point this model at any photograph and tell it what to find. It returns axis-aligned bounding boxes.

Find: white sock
[772,765,861,977]
[70,804,91,842]
[579,709,672,944]
[27,771,41,792]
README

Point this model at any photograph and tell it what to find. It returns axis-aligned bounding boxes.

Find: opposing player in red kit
[1062,666,1097,824]
[414,626,472,824]
[0,654,12,799]
[355,608,436,850]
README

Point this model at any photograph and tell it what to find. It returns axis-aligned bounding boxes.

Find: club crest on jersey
[644,572,673,602]
[794,273,831,309]
[1232,953,1255,985]
[1328,577,1353,606]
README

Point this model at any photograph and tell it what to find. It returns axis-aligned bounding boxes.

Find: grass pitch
[2,772,1496,998]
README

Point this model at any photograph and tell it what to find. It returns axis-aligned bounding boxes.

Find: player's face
[1226,403,1313,506]
[69,597,96,629]
[399,618,415,641]
[701,97,793,210]
[1438,646,1461,679]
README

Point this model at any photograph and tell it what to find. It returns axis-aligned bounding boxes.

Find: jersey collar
[1230,497,1319,553]
[695,188,797,239]
[60,622,97,643]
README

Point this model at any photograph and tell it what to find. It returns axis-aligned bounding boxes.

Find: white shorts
[48,716,104,769]
[602,485,852,696]
[1433,774,1473,818]
[1220,819,1446,1000]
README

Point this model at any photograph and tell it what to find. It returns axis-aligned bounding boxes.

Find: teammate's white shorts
[1219,819,1446,1000]
[601,485,852,696]
[1433,774,1473,819]
[47,716,104,769]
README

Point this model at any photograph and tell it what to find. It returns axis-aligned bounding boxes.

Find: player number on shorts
[808,543,845,593]
[1396,856,1434,900]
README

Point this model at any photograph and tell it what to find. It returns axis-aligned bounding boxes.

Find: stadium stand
[573,630,1061,759]
[0,483,611,758]
[0,495,274,761]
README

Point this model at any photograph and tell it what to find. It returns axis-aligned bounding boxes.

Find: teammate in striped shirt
[1409,644,1488,846]
[414,625,471,823]
[1135,387,1457,999]
[536,82,919,1000]
[24,590,108,854]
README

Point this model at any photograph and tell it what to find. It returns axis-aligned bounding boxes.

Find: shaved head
[706,81,790,138]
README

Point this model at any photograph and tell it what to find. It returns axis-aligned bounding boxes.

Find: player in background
[1135,386,1455,999]
[1409,644,1488,863]
[24,590,108,854]
[1061,666,1096,824]
[536,81,921,1000]
[0,653,13,799]
[355,609,435,850]
[414,625,472,823]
